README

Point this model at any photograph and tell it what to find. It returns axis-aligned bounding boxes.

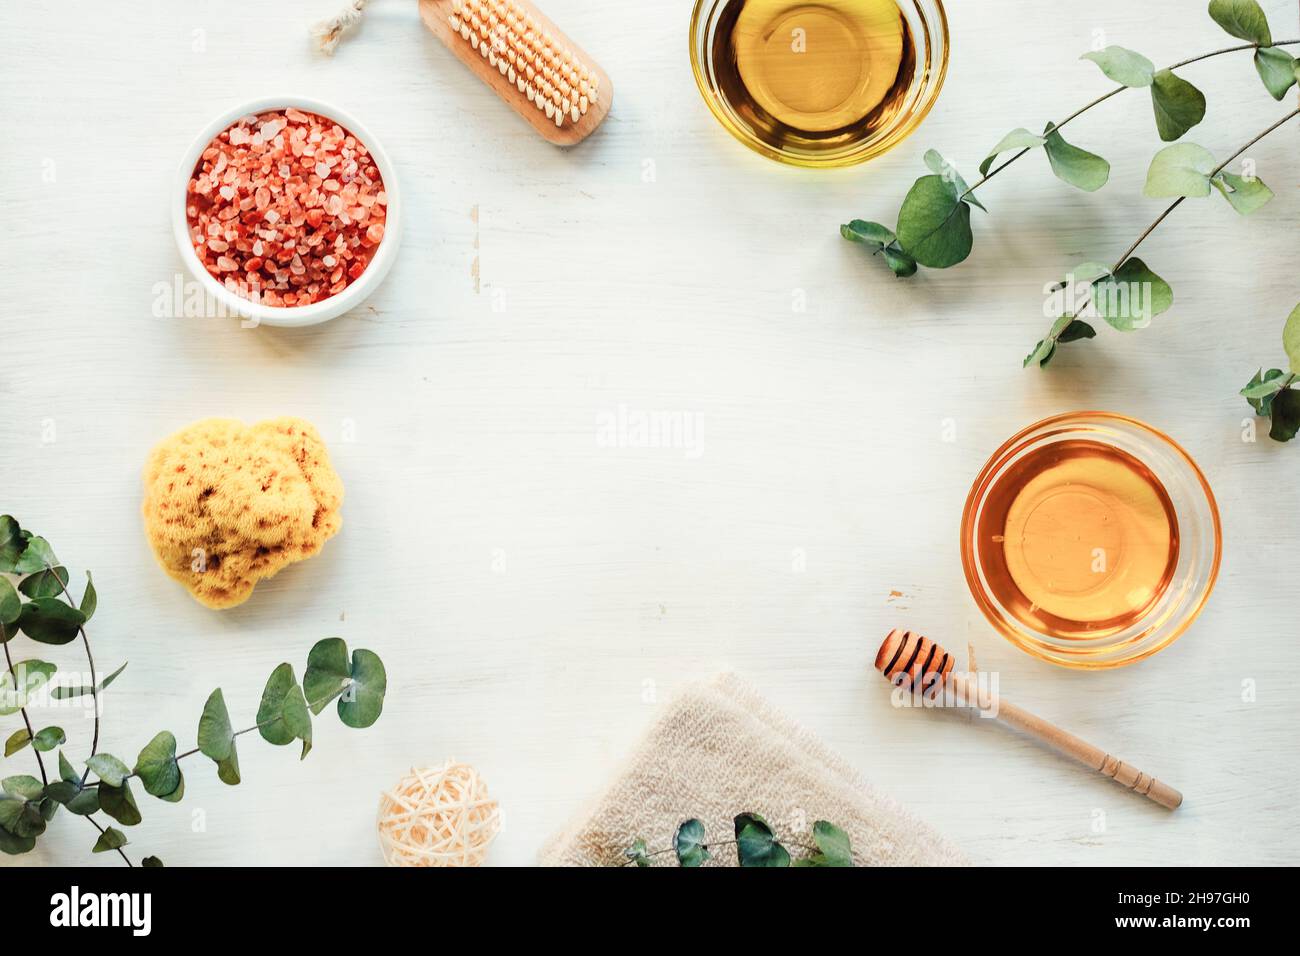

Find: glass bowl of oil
[689,0,949,168]
[960,412,1222,670]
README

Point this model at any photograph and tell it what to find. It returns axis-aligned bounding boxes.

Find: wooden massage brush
[418,0,612,145]
[873,629,1184,810]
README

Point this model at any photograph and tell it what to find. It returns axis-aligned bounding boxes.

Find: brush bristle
[448,0,600,128]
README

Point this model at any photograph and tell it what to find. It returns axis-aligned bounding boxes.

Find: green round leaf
[86,753,131,788]
[12,537,57,575]
[840,220,896,249]
[79,571,97,622]
[18,566,69,599]
[32,726,65,753]
[0,823,36,855]
[923,150,986,211]
[1269,387,1300,442]
[257,663,313,759]
[338,649,387,729]
[1253,46,1297,100]
[1150,70,1206,142]
[92,826,128,853]
[1283,304,1300,374]
[1144,143,1217,198]
[810,820,853,866]
[4,729,31,757]
[623,838,650,868]
[0,659,57,717]
[0,517,27,573]
[303,638,352,715]
[896,175,973,269]
[674,818,710,867]
[978,128,1046,176]
[882,246,918,278]
[97,780,142,827]
[734,812,791,867]
[17,597,85,646]
[135,731,184,801]
[1042,124,1110,192]
[142,855,164,868]
[1212,171,1273,215]
[198,688,240,786]
[1081,46,1154,87]
[1208,0,1272,46]
[1091,258,1172,331]
[0,578,20,627]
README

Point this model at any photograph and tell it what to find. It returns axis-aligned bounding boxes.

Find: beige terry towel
[539,673,967,866]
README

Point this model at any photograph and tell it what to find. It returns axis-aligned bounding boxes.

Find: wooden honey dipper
[874,629,1183,810]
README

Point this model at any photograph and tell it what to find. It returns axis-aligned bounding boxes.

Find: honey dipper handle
[955,676,1183,810]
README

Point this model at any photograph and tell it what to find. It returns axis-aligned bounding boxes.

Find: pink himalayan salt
[186,109,387,307]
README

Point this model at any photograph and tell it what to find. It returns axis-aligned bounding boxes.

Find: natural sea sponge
[142,417,343,609]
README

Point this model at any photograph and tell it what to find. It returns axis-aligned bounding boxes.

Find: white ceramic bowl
[172,95,401,328]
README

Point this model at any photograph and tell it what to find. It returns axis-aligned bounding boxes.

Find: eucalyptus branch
[962,38,1299,200]
[622,815,852,868]
[1112,107,1299,271]
[1,514,389,865]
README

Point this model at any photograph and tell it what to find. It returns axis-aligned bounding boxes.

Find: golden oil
[709,0,915,156]
[975,440,1180,639]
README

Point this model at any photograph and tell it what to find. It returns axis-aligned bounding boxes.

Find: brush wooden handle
[875,629,1183,810]
[419,0,612,145]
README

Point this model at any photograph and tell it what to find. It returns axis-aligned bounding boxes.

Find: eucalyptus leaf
[895,175,973,268]
[51,660,126,701]
[624,838,650,867]
[923,149,986,211]
[840,219,896,248]
[1026,317,1096,369]
[257,663,313,759]
[0,517,26,572]
[198,688,240,785]
[1150,69,1206,141]
[79,571,97,622]
[1081,46,1155,87]
[142,855,164,868]
[734,812,791,867]
[92,826,128,853]
[1212,171,1273,215]
[1091,257,1172,331]
[1269,388,1300,442]
[1144,143,1217,198]
[1208,0,1272,46]
[1253,46,1297,99]
[303,638,351,715]
[17,597,85,645]
[673,818,710,867]
[881,246,918,278]
[12,537,57,575]
[1283,304,1300,373]
[18,566,69,599]
[97,780,142,827]
[86,753,131,788]
[338,649,387,729]
[2,774,45,801]
[0,578,21,627]
[32,726,65,753]
[806,820,853,867]
[4,729,30,757]
[978,128,1047,176]
[135,731,184,801]
[1241,368,1287,400]
[0,823,35,855]
[0,659,57,716]
[1042,123,1109,192]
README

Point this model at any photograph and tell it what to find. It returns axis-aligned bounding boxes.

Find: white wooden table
[2,0,1296,867]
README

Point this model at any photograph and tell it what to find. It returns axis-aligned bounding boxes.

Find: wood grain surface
[1,0,1296,866]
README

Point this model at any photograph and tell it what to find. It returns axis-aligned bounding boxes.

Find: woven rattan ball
[377,761,501,867]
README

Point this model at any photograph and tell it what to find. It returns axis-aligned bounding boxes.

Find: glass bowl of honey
[960,412,1222,670]
[689,0,949,168]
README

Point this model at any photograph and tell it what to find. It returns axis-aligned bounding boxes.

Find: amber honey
[975,439,1180,639]
[708,0,915,155]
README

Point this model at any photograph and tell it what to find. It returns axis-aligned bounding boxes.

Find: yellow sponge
[142,417,343,609]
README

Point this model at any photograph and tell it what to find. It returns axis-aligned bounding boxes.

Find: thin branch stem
[1111,107,1300,272]
[2,634,48,787]
[41,564,101,786]
[960,38,1300,201]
